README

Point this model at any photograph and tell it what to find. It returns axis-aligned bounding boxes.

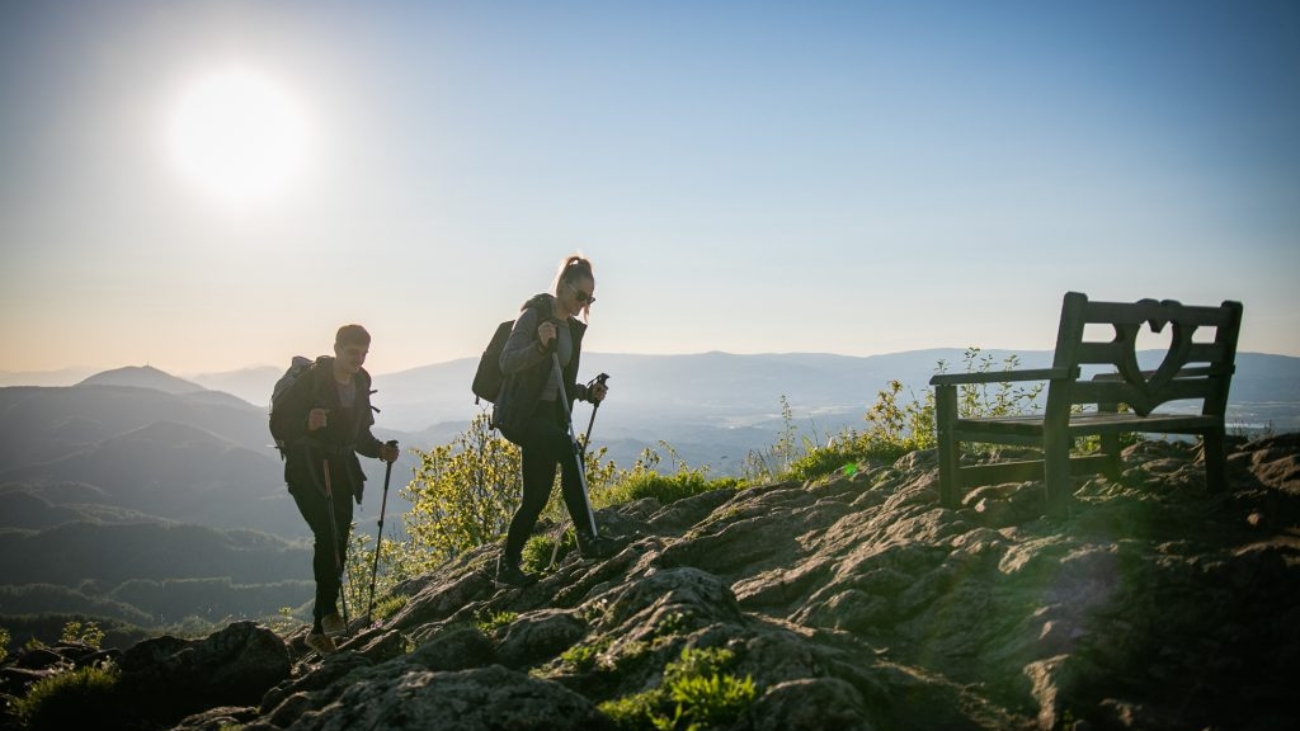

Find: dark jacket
[492,293,591,438]
[269,356,382,499]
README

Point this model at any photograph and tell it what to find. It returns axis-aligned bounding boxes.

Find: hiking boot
[321,613,347,637]
[304,631,337,655]
[575,531,618,559]
[495,556,537,588]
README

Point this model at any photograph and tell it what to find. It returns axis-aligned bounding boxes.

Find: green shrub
[475,610,518,634]
[599,647,755,730]
[59,620,105,649]
[369,594,410,623]
[401,414,525,569]
[559,638,611,673]
[602,470,741,507]
[0,626,9,662]
[667,672,756,729]
[14,665,123,731]
[520,532,562,573]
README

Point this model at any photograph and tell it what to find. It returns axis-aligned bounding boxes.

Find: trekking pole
[547,355,600,569]
[321,458,350,634]
[581,373,611,454]
[366,440,399,626]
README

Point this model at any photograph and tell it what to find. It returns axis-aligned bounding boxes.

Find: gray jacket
[492,293,591,438]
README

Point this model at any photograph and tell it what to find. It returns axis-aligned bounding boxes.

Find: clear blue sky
[2,0,1297,374]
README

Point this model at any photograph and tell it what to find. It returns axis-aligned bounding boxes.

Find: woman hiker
[492,254,616,586]
[270,324,399,654]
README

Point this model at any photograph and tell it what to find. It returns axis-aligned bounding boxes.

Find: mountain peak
[76,365,205,395]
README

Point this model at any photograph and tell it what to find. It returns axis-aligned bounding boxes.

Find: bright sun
[167,67,309,205]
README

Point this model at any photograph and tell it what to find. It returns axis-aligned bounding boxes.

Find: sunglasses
[566,281,596,305]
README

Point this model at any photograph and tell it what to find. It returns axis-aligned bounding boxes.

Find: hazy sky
[2,0,1298,375]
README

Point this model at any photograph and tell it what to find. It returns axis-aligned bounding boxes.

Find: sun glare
[167,67,309,205]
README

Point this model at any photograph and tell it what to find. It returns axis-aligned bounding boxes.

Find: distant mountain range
[2,350,1297,511]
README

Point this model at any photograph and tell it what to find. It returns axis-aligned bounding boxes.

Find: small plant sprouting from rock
[654,611,689,638]
[475,610,518,634]
[522,530,570,573]
[369,594,410,624]
[600,646,756,730]
[560,637,612,673]
[578,597,612,625]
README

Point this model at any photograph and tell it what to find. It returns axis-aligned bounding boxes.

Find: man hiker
[270,324,399,654]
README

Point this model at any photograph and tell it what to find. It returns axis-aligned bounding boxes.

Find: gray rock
[496,609,588,669]
[405,625,495,672]
[118,621,289,721]
[750,677,873,731]
[166,705,259,731]
[282,664,611,731]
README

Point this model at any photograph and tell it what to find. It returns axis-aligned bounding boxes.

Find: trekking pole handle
[587,373,610,401]
[582,373,611,454]
[378,440,398,529]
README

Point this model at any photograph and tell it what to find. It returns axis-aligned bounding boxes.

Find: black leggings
[504,400,596,563]
[290,460,355,624]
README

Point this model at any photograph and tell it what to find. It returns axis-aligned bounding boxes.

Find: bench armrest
[929,366,1079,386]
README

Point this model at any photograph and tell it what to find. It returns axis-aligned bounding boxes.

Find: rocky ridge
[3,434,1297,730]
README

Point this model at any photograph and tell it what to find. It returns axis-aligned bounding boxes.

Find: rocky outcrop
[3,434,1296,731]
[117,621,290,722]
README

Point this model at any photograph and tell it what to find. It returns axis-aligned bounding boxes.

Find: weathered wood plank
[1083,300,1234,327]
[929,367,1075,386]
[958,455,1114,488]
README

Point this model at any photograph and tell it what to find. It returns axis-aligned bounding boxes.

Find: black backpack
[472,320,516,404]
[473,298,555,404]
[269,356,317,458]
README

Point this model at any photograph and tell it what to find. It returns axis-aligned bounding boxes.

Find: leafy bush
[558,637,612,673]
[521,532,564,574]
[368,594,410,623]
[401,413,525,569]
[13,664,123,731]
[474,610,518,634]
[599,647,755,730]
[600,466,741,508]
[0,626,9,662]
[59,620,104,649]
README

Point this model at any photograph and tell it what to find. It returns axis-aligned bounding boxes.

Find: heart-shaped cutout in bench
[1113,305,1195,416]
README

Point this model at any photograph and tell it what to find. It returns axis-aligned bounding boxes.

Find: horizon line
[4,347,1299,382]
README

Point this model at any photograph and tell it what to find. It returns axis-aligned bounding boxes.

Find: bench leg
[935,385,960,509]
[1203,430,1227,493]
[1044,430,1072,518]
[1097,402,1122,481]
[1099,433,1122,481]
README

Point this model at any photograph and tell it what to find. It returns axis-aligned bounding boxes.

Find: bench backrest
[1047,291,1243,418]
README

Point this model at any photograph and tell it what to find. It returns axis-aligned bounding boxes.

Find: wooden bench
[929,291,1243,516]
